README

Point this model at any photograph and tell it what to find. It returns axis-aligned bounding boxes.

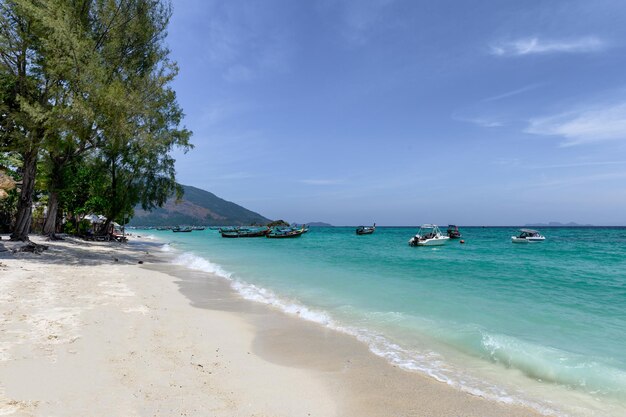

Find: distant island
[130,185,271,226]
[304,222,333,227]
[524,222,594,227]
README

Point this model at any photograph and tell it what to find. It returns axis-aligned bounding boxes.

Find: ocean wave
[479,332,626,397]
[165,249,609,416]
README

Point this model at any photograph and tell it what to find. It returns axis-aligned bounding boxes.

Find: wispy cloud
[202,2,293,82]
[492,157,521,167]
[490,36,606,57]
[530,160,626,169]
[526,102,626,146]
[195,98,250,128]
[298,178,345,185]
[320,0,398,45]
[222,65,255,83]
[481,84,542,103]
[521,172,626,189]
[452,114,503,128]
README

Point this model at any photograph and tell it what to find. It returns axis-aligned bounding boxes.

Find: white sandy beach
[0,235,541,417]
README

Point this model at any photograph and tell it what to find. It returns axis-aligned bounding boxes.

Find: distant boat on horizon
[356,223,376,235]
[446,225,462,239]
[512,229,545,243]
[221,227,270,238]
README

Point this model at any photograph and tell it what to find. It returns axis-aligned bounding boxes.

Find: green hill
[129,185,271,226]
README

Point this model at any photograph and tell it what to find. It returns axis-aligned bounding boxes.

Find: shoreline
[1,235,542,416]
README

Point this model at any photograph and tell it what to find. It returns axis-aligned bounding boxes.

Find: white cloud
[526,102,626,146]
[490,36,606,57]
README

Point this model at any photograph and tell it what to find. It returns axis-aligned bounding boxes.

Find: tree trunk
[55,205,64,233]
[10,149,38,241]
[42,191,59,235]
[42,157,64,236]
[99,157,117,235]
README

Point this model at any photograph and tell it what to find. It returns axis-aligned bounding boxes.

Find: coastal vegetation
[0,0,191,240]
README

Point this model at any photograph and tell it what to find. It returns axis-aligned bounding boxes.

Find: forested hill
[129,185,271,226]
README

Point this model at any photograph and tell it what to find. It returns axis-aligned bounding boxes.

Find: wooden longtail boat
[266,226,307,239]
[356,223,376,235]
[446,225,462,239]
[221,227,270,238]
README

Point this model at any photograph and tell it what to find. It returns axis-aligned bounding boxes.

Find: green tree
[91,0,191,232]
[0,0,92,240]
[1,0,191,239]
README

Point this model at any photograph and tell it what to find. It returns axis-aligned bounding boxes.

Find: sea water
[143,227,626,416]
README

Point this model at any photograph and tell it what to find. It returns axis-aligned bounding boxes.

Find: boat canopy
[519,229,539,233]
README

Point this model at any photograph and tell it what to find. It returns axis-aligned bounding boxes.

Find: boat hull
[512,236,545,243]
[221,229,270,238]
[416,237,449,246]
[267,232,304,238]
[409,236,450,246]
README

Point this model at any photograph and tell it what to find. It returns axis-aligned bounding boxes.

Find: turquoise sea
[142,227,626,416]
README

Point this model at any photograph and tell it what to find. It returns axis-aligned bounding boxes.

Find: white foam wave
[230,281,334,325]
[172,252,233,279]
[168,249,570,416]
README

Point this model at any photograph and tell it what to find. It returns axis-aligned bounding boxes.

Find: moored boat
[408,224,450,246]
[172,226,193,233]
[356,223,376,235]
[220,227,270,238]
[446,225,462,239]
[511,229,545,243]
[267,226,307,238]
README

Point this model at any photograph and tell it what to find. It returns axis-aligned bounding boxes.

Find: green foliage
[63,218,90,236]
[1,0,193,237]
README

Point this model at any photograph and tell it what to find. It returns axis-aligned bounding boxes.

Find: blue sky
[167,0,626,225]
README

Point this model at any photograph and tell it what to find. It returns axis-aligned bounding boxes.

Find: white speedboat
[511,229,545,243]
[408,224,450,246]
